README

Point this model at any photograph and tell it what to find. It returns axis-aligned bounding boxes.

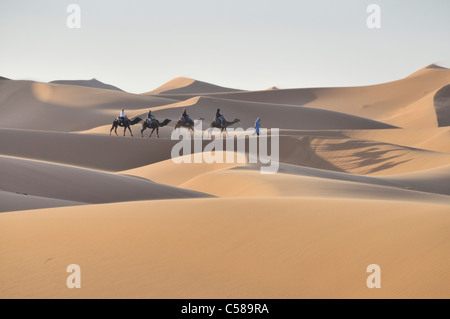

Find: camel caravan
[110,107,242,138]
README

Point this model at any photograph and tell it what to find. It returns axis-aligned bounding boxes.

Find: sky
[1,0,449,93]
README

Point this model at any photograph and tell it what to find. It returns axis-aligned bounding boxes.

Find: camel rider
[181,108,190,124]
[147,110,155,125]
[118,108,128,124]
[216,108,225,127]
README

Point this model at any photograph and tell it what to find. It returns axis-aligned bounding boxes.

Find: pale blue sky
[1,0,449,93]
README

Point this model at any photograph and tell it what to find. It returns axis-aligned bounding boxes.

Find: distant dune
[147,96,397,131]
[0,80,177,131]
[149,65,450,128]
[50,78,124,91]
[145,77,242,95]
[1,64,450,298]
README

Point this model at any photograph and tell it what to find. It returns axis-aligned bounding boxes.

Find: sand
[50,78,124,92]
[145,77,242,95]
[1,199,449,298]
[1,64,449,298]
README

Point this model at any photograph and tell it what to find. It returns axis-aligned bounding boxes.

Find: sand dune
[0,190,86,213]
[0,155,212,212]
[146,77,242,95]
[381,88,439,128]
[274,162,450,197]
[4,127,449,177]
[120,148,450,201]
[150,65,450,128]
[120,152,247,186]
[0,80,177,132]
[382,164,450,196]
[0,128,177,171]
[339,127,450,153]
[2,65,447,134]
[275,134,450,175]
[173,162,450,199]
[2,64,450,299]
[1,198,449,298]
[50,78,124,92]
[122,152,450,198]
[275,127,450,153]
[178,165,450,203]
[145,96,396,131]
[183,169,450,203]
[121,147,450,202]
[1,65,448,133]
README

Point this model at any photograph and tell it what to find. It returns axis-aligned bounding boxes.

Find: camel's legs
[221,127,227,137]
[156,127,159,138]
[114,126,118,136]
[150,127,156,138]
[127,126,133,137]
[141,126,146,137]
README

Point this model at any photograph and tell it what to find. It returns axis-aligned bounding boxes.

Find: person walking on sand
[254,117,261,136]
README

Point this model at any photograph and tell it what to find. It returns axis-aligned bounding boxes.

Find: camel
[110,117,142,137]
[141,118,171,138]
[210,118,240,134]
[174,118,196,132]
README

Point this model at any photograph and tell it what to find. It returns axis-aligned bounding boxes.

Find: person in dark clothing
[181,108,190,124]
[254,117,261,136]
[216,108,225,127]
[147,109,155,124]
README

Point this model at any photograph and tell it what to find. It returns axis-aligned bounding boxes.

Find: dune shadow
[434,84,450,127]
[316,139,413,174]
[279,136,346,173]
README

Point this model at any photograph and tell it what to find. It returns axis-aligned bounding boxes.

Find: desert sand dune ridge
[0,155,213,212]
[145,77,242,95]
[50,78,124,92]
[0,80,177,131]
